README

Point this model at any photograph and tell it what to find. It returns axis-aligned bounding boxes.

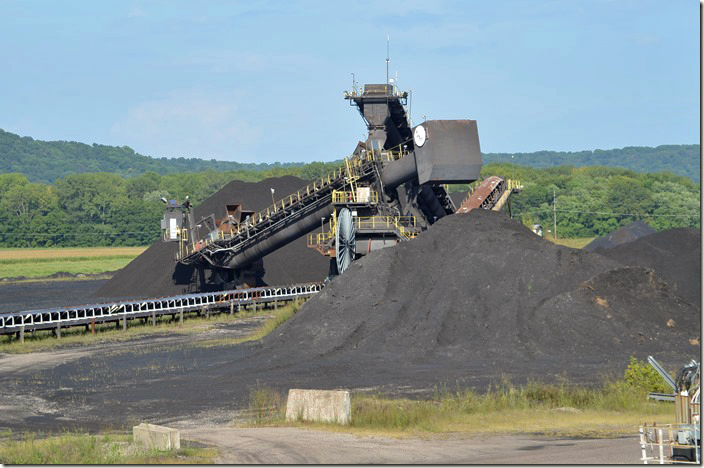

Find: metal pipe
[223,204,334,270]
[380,152,417,189]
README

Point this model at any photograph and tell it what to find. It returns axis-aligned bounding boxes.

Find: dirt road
[182,427,642,464]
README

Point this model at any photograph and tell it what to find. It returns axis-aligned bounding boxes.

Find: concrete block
[285,389,351,424]
[133,423,180,451]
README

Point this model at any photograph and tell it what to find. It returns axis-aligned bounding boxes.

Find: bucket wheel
[335,208,356,274]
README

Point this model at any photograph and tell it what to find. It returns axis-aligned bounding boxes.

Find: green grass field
[0,247,145,279]
[545,236,595,249]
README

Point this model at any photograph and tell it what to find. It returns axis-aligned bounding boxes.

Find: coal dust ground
[0,210,698,434]
[0,280,109,314]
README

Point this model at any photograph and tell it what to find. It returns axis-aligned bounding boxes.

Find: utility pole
[553,189,558,240]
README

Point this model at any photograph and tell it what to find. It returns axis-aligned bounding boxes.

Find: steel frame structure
[0,282,323,335]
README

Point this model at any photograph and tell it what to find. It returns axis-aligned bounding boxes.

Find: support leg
[123,315,127,331]
[56,323,61,339]
[151,310,156,327]
[179,309,183,325]
[19,325,25,343]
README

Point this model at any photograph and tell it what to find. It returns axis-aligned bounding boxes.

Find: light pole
[270,188,276,207]
[553,189,558,241]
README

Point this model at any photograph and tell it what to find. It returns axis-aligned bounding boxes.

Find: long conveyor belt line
[178,155,382,265]
[0,282,323,336]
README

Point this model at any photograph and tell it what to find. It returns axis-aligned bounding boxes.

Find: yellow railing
[307,231,334,248]
[332,189,379,204]
[507,179,523,190]
[180,143,414,259]
[355,216,417,239]
[163,227,188,242]
[307,214,418,248]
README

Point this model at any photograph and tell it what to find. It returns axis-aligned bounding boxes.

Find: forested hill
[0,128,699,183]
[0,129,303,183]
[484,145,700,182]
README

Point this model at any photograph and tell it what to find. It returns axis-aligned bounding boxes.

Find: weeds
[0,431,215,464]
[347,376,672,436]
[249,387,286,423]
[194,300,303,348]
[243,370,674,437]
[623,356,671,393]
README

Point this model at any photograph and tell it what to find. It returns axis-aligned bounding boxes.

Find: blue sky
[0,0,699,163]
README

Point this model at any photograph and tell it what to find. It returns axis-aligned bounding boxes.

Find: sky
[0,0,699,163]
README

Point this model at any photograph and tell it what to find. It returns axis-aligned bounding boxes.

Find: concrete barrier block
[285,389,351,424]
[133,423,180,451]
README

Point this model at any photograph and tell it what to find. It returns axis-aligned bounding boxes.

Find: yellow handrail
[181,147,415,257]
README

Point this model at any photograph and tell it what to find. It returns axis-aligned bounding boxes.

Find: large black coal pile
[259,210,699,383]
[96,176,330,299]
[584,220,655,251]
[591,228,701,306]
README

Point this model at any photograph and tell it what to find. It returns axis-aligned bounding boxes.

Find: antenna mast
[386,35,390,87]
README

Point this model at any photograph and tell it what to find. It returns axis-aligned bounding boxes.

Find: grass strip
[244,377,674,438]
[545,237,596,249]
[189,300,302,348]
[0,247,146,259]
[0,431,215,464]
[0,255,138,265]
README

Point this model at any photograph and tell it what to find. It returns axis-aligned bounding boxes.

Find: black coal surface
[96,176,330,299]
[584,221,656,251]
[591,228,701,306]
[262,210,699,373]
[7,210,699,432]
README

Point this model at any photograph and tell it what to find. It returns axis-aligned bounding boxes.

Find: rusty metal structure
[161,81,518,289]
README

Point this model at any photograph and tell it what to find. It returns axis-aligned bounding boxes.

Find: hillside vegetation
[0,164,698,248]
[0,129,307,183]
[0,128,699,182]
[485,145,700,182]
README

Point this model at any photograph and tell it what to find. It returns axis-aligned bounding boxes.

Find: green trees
[0,163,698,248]
[486,144,700,182]
[0,128,698,183]
[482,163,700,238]
[0,129,306,183]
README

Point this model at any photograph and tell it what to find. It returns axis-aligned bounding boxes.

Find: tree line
[1,128,698,183]
[481,163,700,237]
[0,163,698,248]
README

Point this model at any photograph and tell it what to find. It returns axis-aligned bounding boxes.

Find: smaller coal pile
[584,221,655,251]
[591,227,701,306]
[95,176,330,299]
[260,210,699,387]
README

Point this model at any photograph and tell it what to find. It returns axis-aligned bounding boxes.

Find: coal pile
[584,220,655,251]
[449,190,467,208]
[591,228,701,306]
[259,210,699,383]
[96,176,329,299]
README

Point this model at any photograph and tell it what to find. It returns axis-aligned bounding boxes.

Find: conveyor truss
[174,144,418,268]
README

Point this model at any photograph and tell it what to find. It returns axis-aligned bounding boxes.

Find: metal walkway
[177,156,381,267]
[0,282,323,336]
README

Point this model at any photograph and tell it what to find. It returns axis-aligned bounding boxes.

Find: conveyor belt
[0,282,323,336]
[177,157,380,269]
